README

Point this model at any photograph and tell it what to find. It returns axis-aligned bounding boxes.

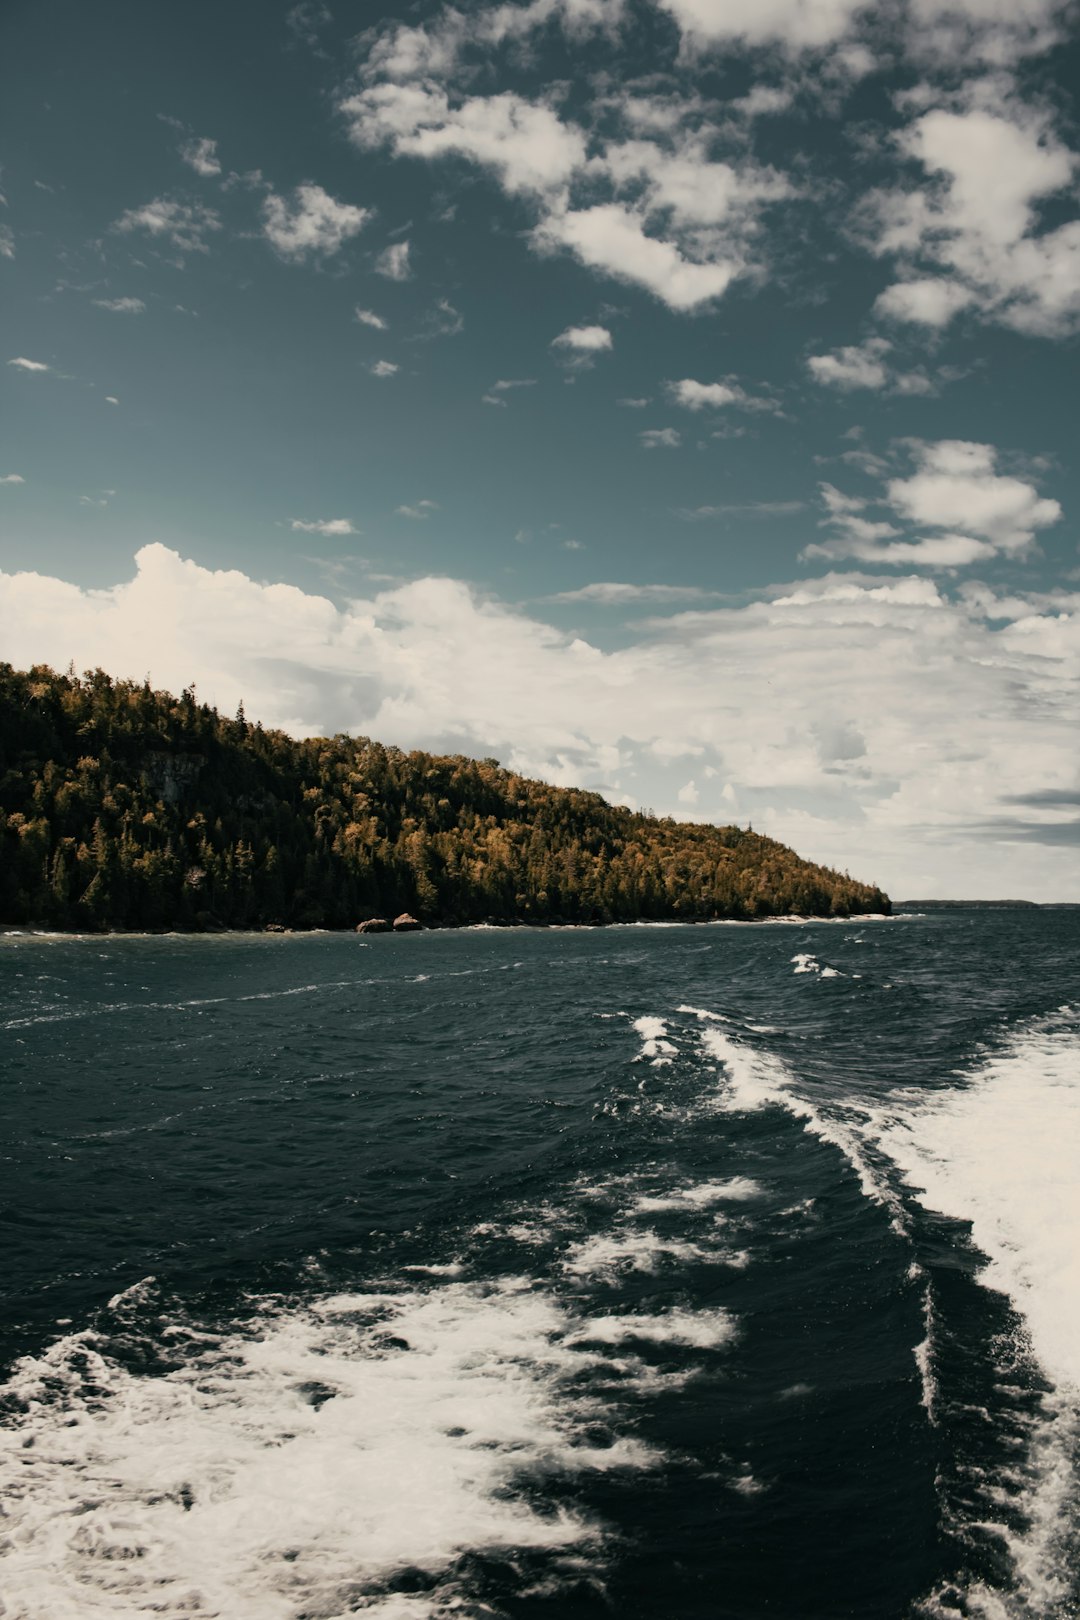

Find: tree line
[0,664,890,931]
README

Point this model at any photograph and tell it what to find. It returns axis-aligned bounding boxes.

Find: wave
[875,1008,1080,1617]
[0,1278,660,1620]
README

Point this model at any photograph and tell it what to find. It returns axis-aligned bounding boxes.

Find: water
[0,911,1077,1619]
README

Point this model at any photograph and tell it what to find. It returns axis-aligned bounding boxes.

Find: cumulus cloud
[2,543,1077,898]
[807,441,1062,566]
[863,95,1080,336]
[370,359,399,377]
[552,324,613,351]
[93,296,146,314]
[375,240,411,280]
[807,337,891,390]
[355,306,388,329]
[533,199,741,311]
[874,276,976,326]
[655,0,867,51]
[343,77,790,312]
[906,0,1073,64]
[1,473,25,485]
[115,196,222,253]
[640,427,681,449]
[667,376,776,411]
[262,183,371,261]
[7,357,50,372]
[887,440,1061,552]
[396,500,439,518]
[179,136,221,177]
[290,518,358,536]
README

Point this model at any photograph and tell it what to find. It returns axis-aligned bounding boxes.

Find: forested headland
[0,665,890,931]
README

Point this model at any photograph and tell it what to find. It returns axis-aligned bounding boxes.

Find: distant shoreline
[1,913,899,941]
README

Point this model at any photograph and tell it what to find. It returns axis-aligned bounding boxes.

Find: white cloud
[358,0,626,87]
[376,240,411,280]
[677,777,699,805]
[640,427,681,449]
[807,441,1062,566]
[617,396,649,407]
[0,473,25,485]
[0,225,14,260]
[655,0,867,50]
[355,307,388,329]
[667,376,775,411]
[105,396,119,405]
[396,500,439,519]
[2,543,1077,899]
[862,98,1080,336]
[290,518,358,536]
[262,183,371,261]
[7,357,50,373]
[906,0,1071,64]
[874,277,976,326]
[887,440,1061,553]
[344,80,789,312]
[370,360,399,377]
[346,85,586,197]
[552,324,613,351]
[549,582,712,603]
[93,296,146,314]
[534,202,742,311]
[115,196,222,254]
[179,137,221,177]
[807,337,891,390]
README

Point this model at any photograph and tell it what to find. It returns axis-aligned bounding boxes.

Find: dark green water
[1,911,1078,1619]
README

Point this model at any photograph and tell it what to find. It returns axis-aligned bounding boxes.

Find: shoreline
[0,912,901,943]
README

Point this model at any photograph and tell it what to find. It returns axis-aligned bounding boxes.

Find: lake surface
[1,911,1078,1619]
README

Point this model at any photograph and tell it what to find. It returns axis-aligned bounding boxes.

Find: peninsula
[1,665,889,931]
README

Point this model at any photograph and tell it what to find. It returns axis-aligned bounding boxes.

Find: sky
[1,0,1079,900]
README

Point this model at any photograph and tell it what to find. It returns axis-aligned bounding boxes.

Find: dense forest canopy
[0,665,889,931]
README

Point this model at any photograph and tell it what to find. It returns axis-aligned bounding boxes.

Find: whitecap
[0,1278,660,1620]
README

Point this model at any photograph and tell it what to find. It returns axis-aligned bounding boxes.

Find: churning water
[1,910,1077,1618]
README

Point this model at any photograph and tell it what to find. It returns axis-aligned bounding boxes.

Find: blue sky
[2,0,1079,897]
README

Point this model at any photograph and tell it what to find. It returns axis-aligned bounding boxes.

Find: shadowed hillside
[0,665,889,931]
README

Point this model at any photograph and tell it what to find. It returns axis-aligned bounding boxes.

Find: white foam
[631,1015,677,1066]
[878,1013,1080,1394]
[877,1011,1080,1615]
[791,953,842,978]
[568,1308,737,1349]
[0,1278,658,1620]
[913,1279,939,1426]
[632,1178,763,1213]
[698,1025,907,1230]
[562,1229,722,1280]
